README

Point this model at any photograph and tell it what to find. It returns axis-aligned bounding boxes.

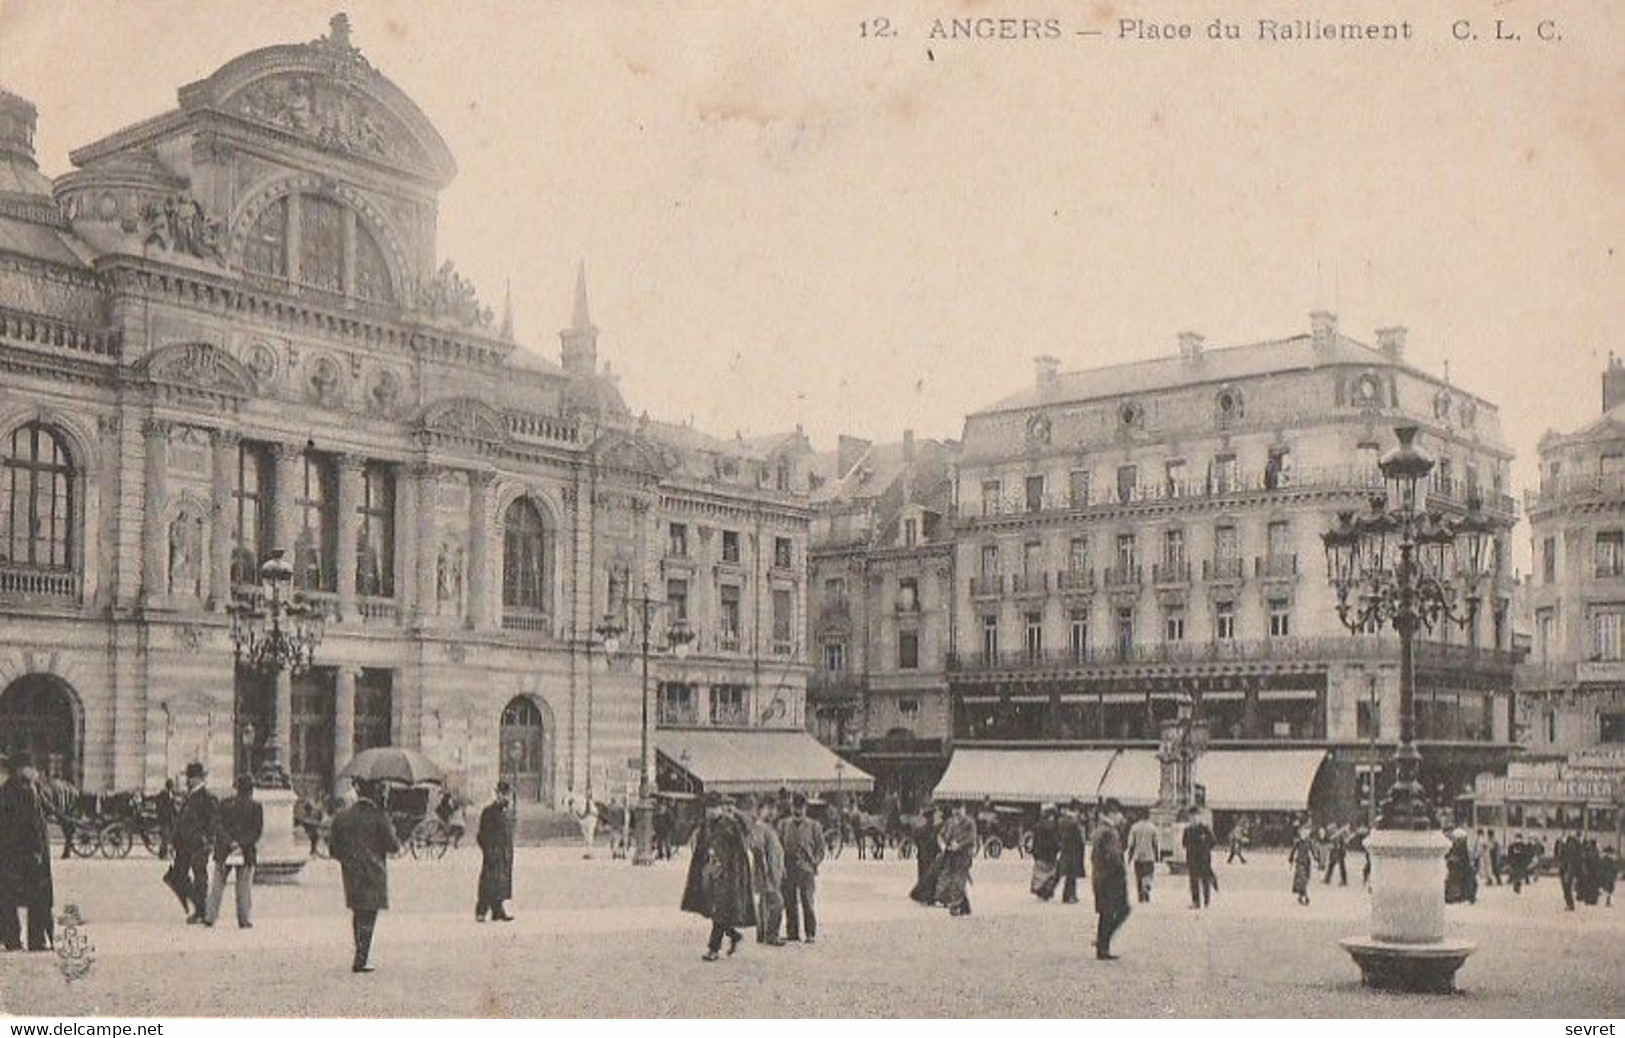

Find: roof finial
[499,278,514,341]
[572,260,592,330]
[329,12,353,49]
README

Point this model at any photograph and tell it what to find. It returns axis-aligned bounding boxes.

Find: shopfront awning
[1097,750,1162,808]
[932,748,1118,804]
[1195,750,1328,812]
[656,729,872,794]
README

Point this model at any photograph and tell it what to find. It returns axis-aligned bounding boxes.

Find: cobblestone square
[3,849,1620,1018]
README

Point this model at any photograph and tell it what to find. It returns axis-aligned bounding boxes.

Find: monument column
[466,470,493,629]
[335,454,364,618]
[141,418,170,601]
[207,429,238,609]
[269,442,302,560]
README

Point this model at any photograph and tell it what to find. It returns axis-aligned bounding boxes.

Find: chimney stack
[1310,311,1338,351]
[1604,352,1625,413]
[1034,355,1060,387]
[1178,331,1205,365]
[903,428,916,463]
[0,88,38,166]
[1375,326,1408,362]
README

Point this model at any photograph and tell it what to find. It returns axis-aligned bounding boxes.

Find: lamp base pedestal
[252,788,308,884]
[631,799,656,867]
[1340,828,1474,993]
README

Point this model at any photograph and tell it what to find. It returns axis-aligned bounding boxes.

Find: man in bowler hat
[475,781,516,922]
[331,779,400,972]
[169,762,218,924]
[205,774,263,928]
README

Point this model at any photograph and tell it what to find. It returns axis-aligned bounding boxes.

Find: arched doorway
[499,696,548,804]
[0,674,81,786]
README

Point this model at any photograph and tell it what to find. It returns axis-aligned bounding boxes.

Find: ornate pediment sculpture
[419,261,494,329]
[419,396,509,445]
[138,192,225,260]
[139,342,256,396]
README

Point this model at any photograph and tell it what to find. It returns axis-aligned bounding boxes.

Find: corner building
[943,315,1520,830]
[0,17,818,807]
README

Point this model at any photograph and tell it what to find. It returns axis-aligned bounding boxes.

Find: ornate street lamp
[1322,425,1495,993]
[597,583,695,865]
[226,548,325,785]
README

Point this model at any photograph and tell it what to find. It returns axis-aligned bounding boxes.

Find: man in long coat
[1057,802,1087,904]
[475,782,515,922]
[681,793,757,961]
[0,751,54,951]
[330,780,401,973]
[777,793,824,943]
[935,801,978,916]
[1181,809,1218,909]
[1029,805,1061,901]
[1091,799,1131,960]
[168,762,217,923]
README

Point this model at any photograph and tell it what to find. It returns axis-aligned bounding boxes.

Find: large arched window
[502,498,553,621]
[1,422,75,571]
[242,192,395,305]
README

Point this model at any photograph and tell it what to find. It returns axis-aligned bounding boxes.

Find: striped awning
[933,748,1118,804]
[656,728,872,794]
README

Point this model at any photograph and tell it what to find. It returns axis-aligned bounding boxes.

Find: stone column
[269,442,302,557]
[335,454,364,618]
[141,418,170,601]
[413,463,440,623]
[208,429,237,610]
[466,469,492,629]
[272,669,293,773]
[334,666,357,774]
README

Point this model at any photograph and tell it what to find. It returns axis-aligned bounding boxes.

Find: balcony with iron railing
[1102,564,1142,588]
[710,703,750,727]
[966,464,1519,526]
[970,574,1004,598]
[0,564,82,605]
[657,701,700,727]
[949,635,1518,676]
[1056,567,1095,592]
[808,671,866,699]
[1204,556,1246,582]
[1526,471,1625,514]
[1152,559,1192,585]
[1010,572,1049,596]
[1255,553,1299,580]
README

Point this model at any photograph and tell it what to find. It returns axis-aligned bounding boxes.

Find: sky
[0,0,1620,564]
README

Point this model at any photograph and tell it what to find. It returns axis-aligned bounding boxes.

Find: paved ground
[2,845,1621,1018]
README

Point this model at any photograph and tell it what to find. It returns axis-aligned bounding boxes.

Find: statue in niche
[168,509,204,597]
[436,539,465,615]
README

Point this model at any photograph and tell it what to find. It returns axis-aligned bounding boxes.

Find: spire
[571,259,593,330]
[560,261,599,377]
[499,278,514,341]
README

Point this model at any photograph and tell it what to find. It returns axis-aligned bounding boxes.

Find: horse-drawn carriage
[42,784,167,859]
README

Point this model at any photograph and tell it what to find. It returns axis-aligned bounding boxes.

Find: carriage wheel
[100,823,133,859]
[427,832,451,860]
[898,837,916,860]
[139,825,164,857]
[984,837,1004,859]
[1020,830,1035,857]
[69,825,100,858]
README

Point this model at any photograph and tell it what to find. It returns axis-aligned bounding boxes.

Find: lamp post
[226,548,324,785]
[595,581,694,865]
[1321,424,1494,993]
[224,547,325,881]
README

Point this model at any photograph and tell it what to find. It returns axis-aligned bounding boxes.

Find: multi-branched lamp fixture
[1320,425,1495,830]
[595,584,696,865]
[227,549,325,678]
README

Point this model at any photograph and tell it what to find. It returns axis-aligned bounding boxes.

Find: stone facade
[947,315,1521,822]
[1518,357,1625,757]
[0,17,809,806]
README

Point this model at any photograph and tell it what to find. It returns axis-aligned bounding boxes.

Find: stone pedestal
[252,788,308,884]
[1339,828,1474,993]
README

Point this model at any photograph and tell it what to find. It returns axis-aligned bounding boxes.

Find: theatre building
[938,316,1521,831]
[0,17,826,808]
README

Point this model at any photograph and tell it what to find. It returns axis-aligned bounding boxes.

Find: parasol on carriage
[338,747,444,786]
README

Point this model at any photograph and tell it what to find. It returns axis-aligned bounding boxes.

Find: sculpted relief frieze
[232,73,407,165]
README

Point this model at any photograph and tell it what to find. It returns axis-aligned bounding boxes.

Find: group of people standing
[680,790,825,960]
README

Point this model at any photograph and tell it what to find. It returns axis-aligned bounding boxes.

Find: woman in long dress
[1028,805,1061,901]
[934,803,978,916]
